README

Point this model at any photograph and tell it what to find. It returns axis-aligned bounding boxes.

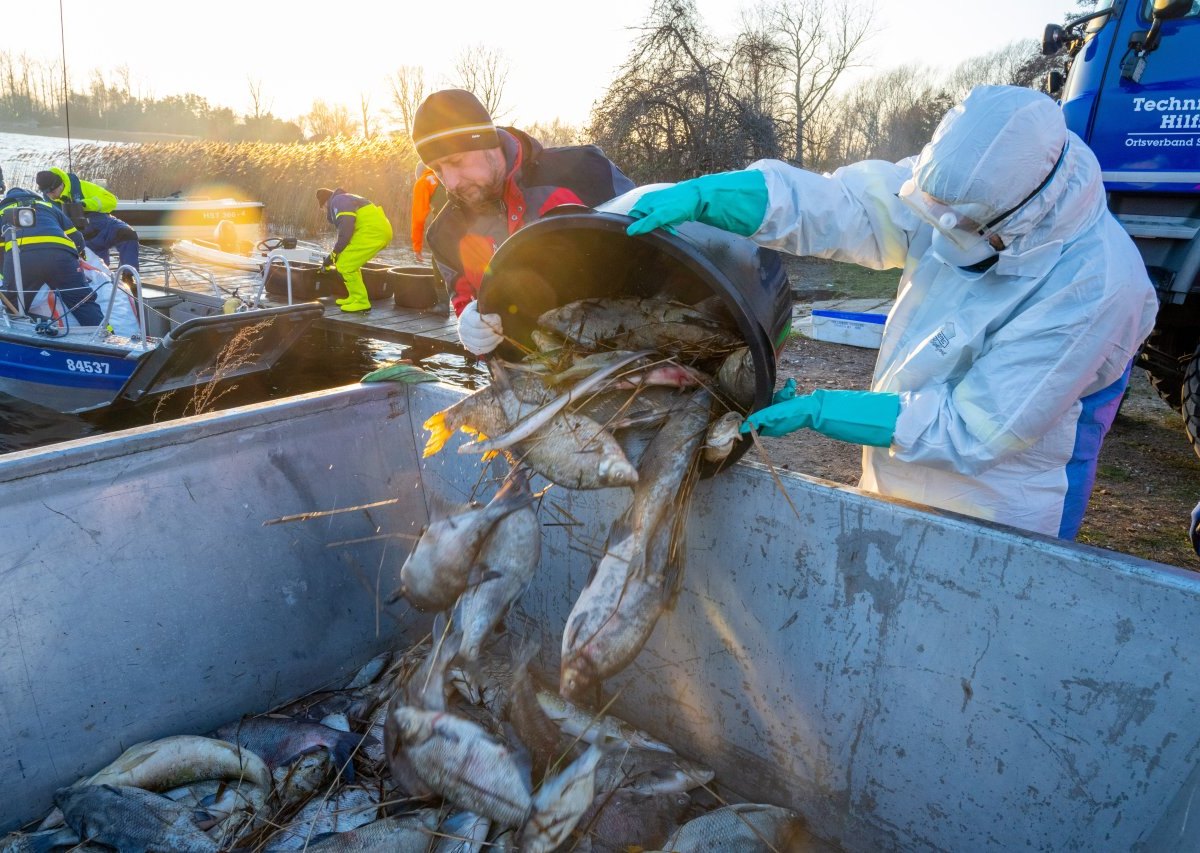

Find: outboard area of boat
[477,185,793,472]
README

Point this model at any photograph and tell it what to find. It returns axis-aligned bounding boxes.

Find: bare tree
[524,118,585,147]
[944,40,1043,103]
[451,44,511,119]
[359,92,374,138]
[247,77,272,120]
[769,0,874,167]
[387,65,426,138]
[304,99,355,140]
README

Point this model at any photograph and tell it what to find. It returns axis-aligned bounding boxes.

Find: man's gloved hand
[625,170,770,238]
[322,252,338,271]
[740,388,901,447]
[773,378,798,404]
[1189,500,1200,557]
[458,300,504,356]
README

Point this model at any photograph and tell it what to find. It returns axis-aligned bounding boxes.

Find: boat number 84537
[66,358,110,374]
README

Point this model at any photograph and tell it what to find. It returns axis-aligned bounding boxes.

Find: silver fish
[389,471,534,611]
[534,691,676,754]
[595,747,713,796]
[461,351,654,454]
[263,786,380,851]
[298,812,441,852]
[505,641,570,785]
[388,704,533,827]
[0,827,82,853]
[560,391,710,701]
[716,346,756,409]
[658,803,810,852]
[433,811,491,853]
[457,470,542,662]
[80,734,272,794]
[520,744,605,853]
[56,784,219,853]
[703,411,743,464]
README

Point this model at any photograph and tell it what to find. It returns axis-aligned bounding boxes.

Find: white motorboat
[170,235,326,271]
[114,194,265,243]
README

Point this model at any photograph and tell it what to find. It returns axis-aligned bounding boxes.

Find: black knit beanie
[36,171,64,192]
[315,188,333,208]
[412,89,500,164]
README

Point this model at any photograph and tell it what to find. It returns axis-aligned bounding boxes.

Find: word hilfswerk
[1131,96,1200,129]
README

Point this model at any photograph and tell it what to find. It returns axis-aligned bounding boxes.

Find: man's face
[430,148,505,211]
[45,185,64,201]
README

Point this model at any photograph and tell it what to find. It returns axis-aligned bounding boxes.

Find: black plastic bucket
[389,266,441,310]
[264,261,323,300]
[478,187,792,472]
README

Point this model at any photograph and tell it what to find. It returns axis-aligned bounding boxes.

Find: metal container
[2,383,1199,852]
[477,187,793,471]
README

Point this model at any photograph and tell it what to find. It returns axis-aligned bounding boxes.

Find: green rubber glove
[740,389,900,447]
[626,170,769,237]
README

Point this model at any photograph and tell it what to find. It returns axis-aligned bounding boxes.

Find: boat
[1,379,1198,850]
[170,235,326,271]
[0,242,321,414]
[113,194,265,243]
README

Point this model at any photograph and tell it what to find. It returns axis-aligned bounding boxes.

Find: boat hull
[0,335,137,411]
[114,198,265,243]
[1,382,1198,851]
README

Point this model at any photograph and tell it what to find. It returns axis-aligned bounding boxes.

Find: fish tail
[422,411,454,458]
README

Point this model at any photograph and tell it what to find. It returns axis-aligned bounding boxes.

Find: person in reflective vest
[0,187,104,327]
[36,168,139,276]
[315,187,393,313]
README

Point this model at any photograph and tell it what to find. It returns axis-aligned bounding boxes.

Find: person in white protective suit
[625,85,1157,538]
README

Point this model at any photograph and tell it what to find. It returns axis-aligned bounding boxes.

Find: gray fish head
[597,457,639,488]
[559,656,600,706]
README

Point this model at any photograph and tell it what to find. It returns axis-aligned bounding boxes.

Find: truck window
[1140,0,1200,19]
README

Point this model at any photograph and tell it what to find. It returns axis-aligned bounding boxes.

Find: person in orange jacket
[410,161,445,263]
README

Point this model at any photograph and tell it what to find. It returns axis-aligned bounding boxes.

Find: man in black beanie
[411,88,633,355]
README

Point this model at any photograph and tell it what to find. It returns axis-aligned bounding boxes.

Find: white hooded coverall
[748,86,1157,537]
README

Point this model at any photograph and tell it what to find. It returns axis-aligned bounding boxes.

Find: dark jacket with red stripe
[426,127,633,316]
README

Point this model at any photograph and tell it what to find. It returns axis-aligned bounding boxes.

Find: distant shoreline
[0,122,197,144]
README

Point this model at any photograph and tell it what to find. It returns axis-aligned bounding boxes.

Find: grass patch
[1096,463,1132,482]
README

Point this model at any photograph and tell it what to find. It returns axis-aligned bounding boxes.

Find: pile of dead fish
[0,295,809,851]
[0,639,806,852]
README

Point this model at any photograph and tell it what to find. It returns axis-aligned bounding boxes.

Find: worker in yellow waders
[315,187,393,313]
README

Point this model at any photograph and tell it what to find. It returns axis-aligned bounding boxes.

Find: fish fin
[422,410,453,457]
[328,730,367,783]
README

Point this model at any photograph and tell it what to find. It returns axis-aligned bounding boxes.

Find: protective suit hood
[911,86,1101,254]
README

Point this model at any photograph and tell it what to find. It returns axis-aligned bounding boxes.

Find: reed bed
[71,136,421,241]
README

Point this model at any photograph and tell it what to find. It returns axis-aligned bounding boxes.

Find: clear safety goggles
[897,142,1069,252]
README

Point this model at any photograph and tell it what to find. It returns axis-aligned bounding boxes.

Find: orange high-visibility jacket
[410,168,441,254]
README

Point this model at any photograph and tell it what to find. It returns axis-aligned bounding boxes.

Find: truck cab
[1044,0,1200,449]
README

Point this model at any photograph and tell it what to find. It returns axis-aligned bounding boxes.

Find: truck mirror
[1153,0,1192,21]
[1042,23,1066,55]
[1045,70,1065,97]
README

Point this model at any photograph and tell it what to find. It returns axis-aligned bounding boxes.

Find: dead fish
[544,351,655,386]
[658,803,809,852]
[561,391,710,701]
[389,471,534,611]
[534,691,675,754]
[520,744,605,853]
[263,786,380,851]
[388,704,533,827]
[55,784,219,853]
[574,386,686,433]
[424,366,638,490]
[595,747,714,796]
[538,298,741,356]
[433,811,491,853]
[0,826,82,853]
[299,812,441,852]
[577,789,691,853]
[505,640,570,784]
[531,329,566,352]
[703,411,743,464]
[461,350,653,455]
[214,716,364,783]
[273,750,336,811]
[457,470,542,662]
[79,734,272,794]
[345,651,393,690]
[403,613,460,712]
[716,346,756,409]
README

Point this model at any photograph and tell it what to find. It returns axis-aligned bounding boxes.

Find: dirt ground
[749,258,1200,571]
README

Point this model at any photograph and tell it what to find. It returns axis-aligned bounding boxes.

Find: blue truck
[1042,0,1200,453]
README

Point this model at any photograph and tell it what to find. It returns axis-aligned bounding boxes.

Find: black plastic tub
[264,261,324,300]
[389,266,441,310]
[323,262,394,301]
[478,188,792,473]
